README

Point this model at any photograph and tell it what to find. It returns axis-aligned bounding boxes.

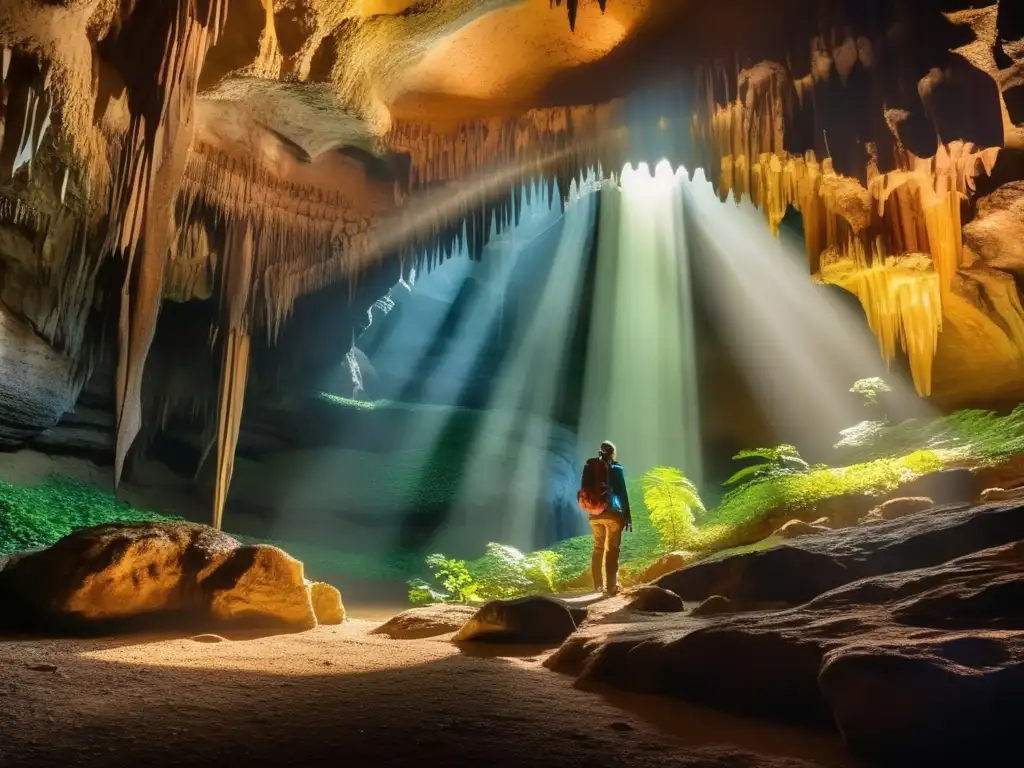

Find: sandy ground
[0,617,858,768]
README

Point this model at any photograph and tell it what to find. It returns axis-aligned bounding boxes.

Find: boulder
[772,520,831,539]
[0,522,330,632]
[655,500,1024,605]
[625,586,684,613]
[206,545,317,630]
[689,595,741,617]
[638,551,694,583]
[453,596,587,645]
[371,604,479,639]
[547,540,1024,764]
[860,496,933,523]
[308,582,345,625]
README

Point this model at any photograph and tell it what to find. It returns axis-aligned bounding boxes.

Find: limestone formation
[1,0,1023,526]
[0,521,338,632]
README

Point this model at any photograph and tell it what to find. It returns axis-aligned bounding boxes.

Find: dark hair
[599,441,616,461]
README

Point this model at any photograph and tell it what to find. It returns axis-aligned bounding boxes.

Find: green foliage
[410,544,565,604]
[641,466,704,551]
[0,475,182,554]
[850,377,892,406]
[835,406,1024,466]
[407,578,447,605]
[722,444,810,488]
[418,553,481,604]
[713,449,943,529]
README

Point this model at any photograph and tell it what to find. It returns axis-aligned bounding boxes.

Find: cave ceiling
[0,0,1023,527]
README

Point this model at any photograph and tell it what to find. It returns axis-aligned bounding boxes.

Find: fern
[641,467,705,552]
[723,444,809,487]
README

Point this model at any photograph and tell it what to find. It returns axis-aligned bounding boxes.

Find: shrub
[408,553,481,604]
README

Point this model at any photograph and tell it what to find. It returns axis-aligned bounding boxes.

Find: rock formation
[0,0,1022,526]
[0,520,344,631]
[545,498,1024,764]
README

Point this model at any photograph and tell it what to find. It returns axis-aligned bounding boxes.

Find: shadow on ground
[0,623,857,768]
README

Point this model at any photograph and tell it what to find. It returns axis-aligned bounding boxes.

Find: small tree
[850,377,892,408]
[641,466,705,552]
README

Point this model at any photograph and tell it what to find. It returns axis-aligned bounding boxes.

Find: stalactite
[212,218,254,531]
[383,101,626,262]
[105,0,226,488]
[690,59,1000,397]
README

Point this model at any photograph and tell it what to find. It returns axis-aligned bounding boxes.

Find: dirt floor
[0,614,858,768]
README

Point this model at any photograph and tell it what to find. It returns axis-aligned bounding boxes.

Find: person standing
[577,441,632,596]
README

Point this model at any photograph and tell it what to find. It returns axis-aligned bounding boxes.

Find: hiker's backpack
[577,457,611,515]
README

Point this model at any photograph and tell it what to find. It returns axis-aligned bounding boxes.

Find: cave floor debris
[0,619,854,768]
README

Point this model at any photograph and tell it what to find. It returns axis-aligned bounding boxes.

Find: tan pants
[590,515,625,594]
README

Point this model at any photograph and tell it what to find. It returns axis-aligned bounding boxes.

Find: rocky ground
[0,619,852,768]
[0,495,1020,767]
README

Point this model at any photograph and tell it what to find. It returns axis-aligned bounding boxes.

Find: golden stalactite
[178,143,380,344]
[212,218,255,532]
[690,61,999,398]
[107,0,228,488]
[382,101,627,262]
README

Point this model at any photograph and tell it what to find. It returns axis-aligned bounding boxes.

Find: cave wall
[0,0,1022,529]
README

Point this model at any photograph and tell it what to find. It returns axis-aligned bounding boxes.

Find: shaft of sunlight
[683,169,932,459]
[578,160,704,490]
[451,172,601,550]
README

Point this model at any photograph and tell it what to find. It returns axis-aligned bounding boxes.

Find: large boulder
[655,500,1024,604]
[453,595,587,645]
[547,539,1024,764]
[371,603,479,639]
[0,522,334,632]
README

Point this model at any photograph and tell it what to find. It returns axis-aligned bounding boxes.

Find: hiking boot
[603,586,620,597]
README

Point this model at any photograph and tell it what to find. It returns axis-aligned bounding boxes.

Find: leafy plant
[641,466,705,552]
[850,377,892,407]
[469,544,534,599]
[407,578,447,605]
[418,553,481,604]
[722,444,810,489]
[522,550,561,593]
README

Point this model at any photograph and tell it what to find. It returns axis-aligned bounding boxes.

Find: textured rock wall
[0,0,1022,525]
